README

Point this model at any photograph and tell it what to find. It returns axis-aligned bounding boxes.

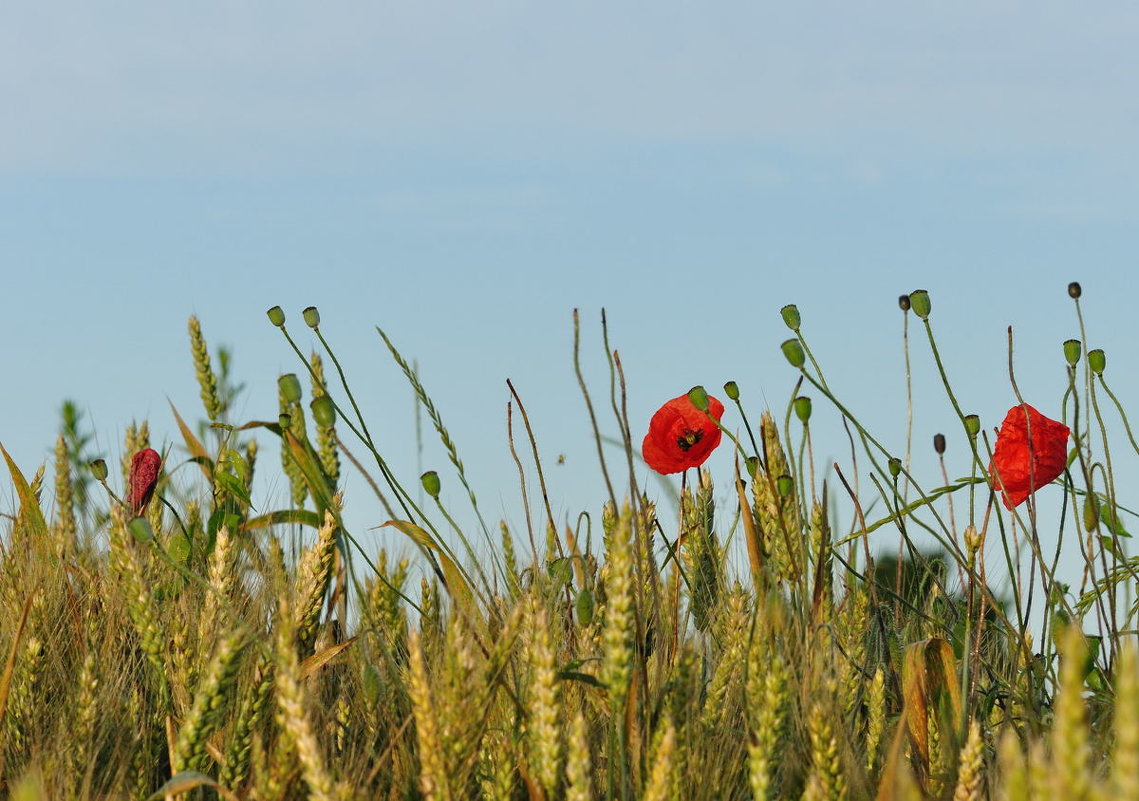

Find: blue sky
[3,2,1139,608]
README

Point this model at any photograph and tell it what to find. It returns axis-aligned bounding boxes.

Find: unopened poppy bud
[266,306,286,327]
[1083,496,1099,532]
[89,458,108,481]
[963,524,983,555]
[909,290,931,320]
[898,294,911,312]
[128,516,154,543]
[780,304,801,331]
[362,663,382,704]
[745,456,760,478]
[888,457,902,479]
[723,381,739,401]
[279,412,292,430]
[310,395,336,427]
[575,587,594,626]
[781,339,806,368]
[687,385,710,412]
[794,396,812,423]
[128,448,162,514]
[302,306,321,328]
[964,415,981,439]
[1089,349,1106,375]
[1063,339,1082,366]
[933,433,946,455]
[1068,282,1082,299]
[776,474,794,498]
[420,470,441,499]
[278,373,302,404]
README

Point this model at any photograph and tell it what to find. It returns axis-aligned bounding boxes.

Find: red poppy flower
[642,394,725,475]
[128,448,162,514]
[989,404,1070,510]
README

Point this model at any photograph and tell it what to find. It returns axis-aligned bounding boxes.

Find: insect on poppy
[989,404,1070,509]
[642,393,725,475]
[128,448,162,515]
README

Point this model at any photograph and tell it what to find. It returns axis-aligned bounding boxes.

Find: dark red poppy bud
[687,385,710,412]
[310,395,336,427]
[888,457,902,479]
[267,306,286,327]
[1068,282,1082,299]
[1063,339,1082,366]
[932,433,945,455]
[1089,349,1106,375]
[781,339,806,368]
[964,415,981,439]
[780,304,801,331]
[794,396,812,423]
[421,470,441,499]
[909,290,931,320]
[898,295,911,312]
[127,448,162,514]
[723,381,740,401]
[303,306,321,328]
[89,458,108,481]
[776,474,794,498]
[279,373,302,404]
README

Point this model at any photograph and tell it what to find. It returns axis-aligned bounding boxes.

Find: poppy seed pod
[266,306,286,327]
[964,415,981,439]
[933,433,946,455]
[302,306,321,328]
[1063,339,1082,366]
[687,385,710,412]
[723,381,740,401]
[781,339,806,368]
[780,304,801,331]
[745,456,760,478]
[1088,349,1106,375]
[278,412,292,430]
[1083,495,1099,532]
[909,290,931,320]
[278,373,302,404]
[898,294,911,312]
[1068,282,1082,299]
[776,474,794,498]
[311,395,336,427]
[888,457,902,479]
[420,470,441,499]
[89,458,108,482]
[794,396,812,423]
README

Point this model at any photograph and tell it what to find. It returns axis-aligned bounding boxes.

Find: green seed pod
[1089,349,1106,375]
[794,396,812,423]
[745,456,760,479]
[888,457,902,479]
[310,395,336,428]
[909,289,931,320]
[1068,282,1082,299]
[420,470,441,499]
[933,433,946,455]
[964,415,981,439]
[781,339,806,368]
[128,516,154,543]
[278,373,302,404]
[575,587,594,627]
[266,306,286,327]
[898,294,911,312]
[168,532,191,564]
[723,380,739,401]
[687,385,710,412]
[1063,339,1082,366]
[89,458,108,482]
[780,304,801,331]
[362,663,382,704]
[1083,496,1099,532]
[278,412,292,430]
[302,306,321,328]
[776,474,794,498]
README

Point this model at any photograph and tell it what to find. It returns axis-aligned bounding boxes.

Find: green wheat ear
[188,315,223,423]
